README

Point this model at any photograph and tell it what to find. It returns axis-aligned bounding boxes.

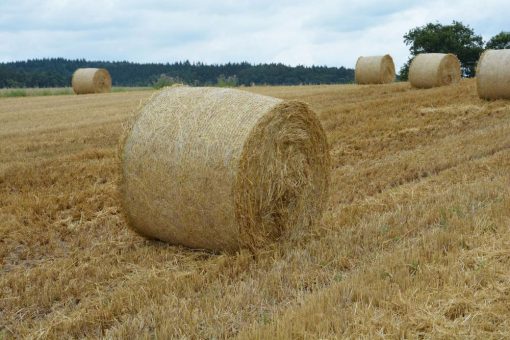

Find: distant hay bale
[476,49,510,100]
[72,68,112,94]
[409,53,461,88]
[355,55,395,84]
[120,87,331,252]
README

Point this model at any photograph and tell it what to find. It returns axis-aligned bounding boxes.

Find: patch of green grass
[0,89,28,97]
[111,87,152,93]
[0,87,152,98]
[0,87,73,98]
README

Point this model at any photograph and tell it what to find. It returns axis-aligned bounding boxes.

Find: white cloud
[0,0,508,69]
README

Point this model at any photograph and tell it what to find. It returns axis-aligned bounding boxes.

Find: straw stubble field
[1,79,510,338]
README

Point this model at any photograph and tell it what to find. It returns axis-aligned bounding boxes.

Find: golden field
[1,79,510,338]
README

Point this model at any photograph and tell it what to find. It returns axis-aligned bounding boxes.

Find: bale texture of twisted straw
[72,68,112,94]
[355,55,395,84]
[120,87,330,252]
[409,53,461,89]
[476,49,510,100]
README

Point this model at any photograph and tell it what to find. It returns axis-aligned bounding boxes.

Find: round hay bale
[355,55,395,84]
[409,53,461,88]
[120,87,331,252]
[72,68,112,94]
[476,49,510,100]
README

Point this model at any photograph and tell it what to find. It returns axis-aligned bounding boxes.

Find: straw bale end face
[234,100,331,249]
[120,87,331,252]
[72,68,112,94]
[476,49,510,100]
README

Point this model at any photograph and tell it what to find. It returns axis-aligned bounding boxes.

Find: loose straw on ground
[120,87,331,252]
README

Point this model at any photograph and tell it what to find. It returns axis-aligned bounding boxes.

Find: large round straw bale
[355,55,395,84]
[120,87,331,252]
[476,49,510,100]
[409,53,461,88]
[72,68,112,94]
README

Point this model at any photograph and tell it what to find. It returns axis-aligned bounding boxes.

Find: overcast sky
[0,0,508,69]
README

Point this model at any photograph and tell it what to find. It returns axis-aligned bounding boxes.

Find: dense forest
[0,58,354,88]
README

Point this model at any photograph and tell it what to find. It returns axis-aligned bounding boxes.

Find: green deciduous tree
[399,21,484,79]
[486,31,510,49]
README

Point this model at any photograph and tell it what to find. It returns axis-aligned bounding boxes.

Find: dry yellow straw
[72,68,112,94]
[355,55,395,84]
[476,49,510,100]
[120,87,331,252]
[409,53,461,88]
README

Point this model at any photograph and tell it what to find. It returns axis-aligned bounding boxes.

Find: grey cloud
[0,0,508,68]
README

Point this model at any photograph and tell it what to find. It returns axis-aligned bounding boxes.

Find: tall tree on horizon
[485,31,510,49]
[399,21,484,80]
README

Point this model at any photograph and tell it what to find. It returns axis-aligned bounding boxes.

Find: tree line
[0,59,354,88]
[1,21,508,88]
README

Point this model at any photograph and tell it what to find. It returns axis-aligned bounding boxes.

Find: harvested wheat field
[1,79,510,338]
